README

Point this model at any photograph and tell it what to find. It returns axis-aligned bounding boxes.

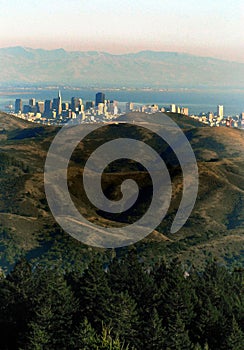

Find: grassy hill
[0,112,243,271]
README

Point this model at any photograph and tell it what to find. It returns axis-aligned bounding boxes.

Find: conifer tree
[107,291,140,348]
[99,325,132,350]
[79,257,112,329]
[108,252,156,320]
[143,307,166,350]
[165,314,193,350]
[26,304,52,349]
[0,258,34,348]
[156,260,196,328]
[224,316,244,350]
[26,267,78,349]
[72,317,99,350]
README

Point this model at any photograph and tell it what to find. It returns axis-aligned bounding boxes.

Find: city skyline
[0,0,243,63]
[12,90,244,130]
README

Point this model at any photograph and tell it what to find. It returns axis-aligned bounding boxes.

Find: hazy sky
[0,0,243,62]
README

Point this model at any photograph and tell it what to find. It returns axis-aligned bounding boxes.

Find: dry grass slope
[0,112,243,267]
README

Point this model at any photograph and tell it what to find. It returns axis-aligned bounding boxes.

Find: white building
[217,105,224,118]
[170,104,177,113]
[126,102,134,113]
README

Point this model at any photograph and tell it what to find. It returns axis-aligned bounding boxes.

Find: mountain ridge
[1,46,242,63]
[1,46,244,88]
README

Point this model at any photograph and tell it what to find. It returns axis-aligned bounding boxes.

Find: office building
[29,98,36,107]
[181,107,189,116]
[217,105,224,118]
[85,101,94,110]
[53,90,62,116]
[62,102,69,111]
[126,102,134,113]
[71,97,82,112]
[170,104,177,113]
[108,100,118,115]
[208,112,214,121]
[44,100,52,117]
[52,98,59,113]
[15,99,22,113]
[95,92,105,106]
[36,101,45,114]
[23,105,30,114]
[97,103,105,114]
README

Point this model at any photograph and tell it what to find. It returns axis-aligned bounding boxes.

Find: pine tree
[192,263,230,347]
[224,316,244,350]
[99,325,132,350]
[193,344,202,350]
[107,291,140,348]
[193,295,221,344]
[78,257,113,329]
[108,252,156,320]
[73,320,133,350]
[165,314,193,350]
[0,258,34,348]
[26,267,78,349]
[143,307,166,350]
[156,260,196,328]
[26,304,52,349]
[193,343,209,350]
[72,317,99,350]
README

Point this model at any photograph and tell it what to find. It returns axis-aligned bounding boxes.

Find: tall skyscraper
[97,103,105,114]
[52,98,59,114]
[53,90,62,116]
[95,92,105,106]
[62,102,69,111]
[15,99,22,113]
[29,98,36,107]
[44,100,52,117]
[108,100,118,115]
[36,101,45,114]
[71,97,82,112]
[217,105,224,118]
[58,90,62,115]
[170,104,177,113]
[85,101,94,110]
[23,105,30,114]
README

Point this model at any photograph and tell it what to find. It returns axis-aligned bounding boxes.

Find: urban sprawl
[11,91,244,129]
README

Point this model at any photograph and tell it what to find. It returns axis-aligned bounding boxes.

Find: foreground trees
[0,256,243,349]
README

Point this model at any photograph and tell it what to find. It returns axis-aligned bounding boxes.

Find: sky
[0,0,243,62]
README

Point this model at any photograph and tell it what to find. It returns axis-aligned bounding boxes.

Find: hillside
[0,112,243,271]
[1,47,244,87]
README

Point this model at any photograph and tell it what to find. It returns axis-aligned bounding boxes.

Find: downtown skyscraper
[53,90,62,115]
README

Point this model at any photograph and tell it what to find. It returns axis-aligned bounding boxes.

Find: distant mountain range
[0,46,244,88]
